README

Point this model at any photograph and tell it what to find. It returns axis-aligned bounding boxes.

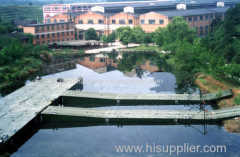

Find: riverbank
[0,49,84,95]
[195,73,240,133]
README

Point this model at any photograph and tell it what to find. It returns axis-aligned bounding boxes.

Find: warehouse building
[42,0,237,23]
[23,22,75,45]
[23,1,235,44]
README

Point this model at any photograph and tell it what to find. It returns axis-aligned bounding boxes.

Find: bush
[234,94,240,105]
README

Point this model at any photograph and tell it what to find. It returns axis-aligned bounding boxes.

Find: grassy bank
[0,48,84,95]
[195,73,240,133]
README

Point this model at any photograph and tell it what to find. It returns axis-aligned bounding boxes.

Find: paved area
[85,42,139,54]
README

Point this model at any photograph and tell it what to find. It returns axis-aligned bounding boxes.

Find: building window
[140,19,144,24]
[100,58,105,62]
[71,31,74,35]
[62,24,65,29]
[119,19,125,24]
[60,19,65,22]
[188,17,192,22]
[88,19,93,24]
[35,27,39,33]
[47,34,50,38]
[62,32,65,36]
[205,15,209,20]
[56,24,59,30]
[128,19,133,24]
[66,24,69,29]
[205,25,209,34]
[67,32,69,36]
[90,56,95,62]
[194,16,198,22]
[41,26,44,32]
[200,15,203,21]
[52,33,55,37]
[149,19,155,24]
[47,19,51,23]
[159,19,164,24]
[112,19,116,24]
[36,35,39,39]
[200,26,203,35]
[78,20,83,24]
[47,25,50,31]
[41,34,45,38]
[57,32,60,37]
[98,19,104,24]
[54,19,57,23]
[210,14,214,19]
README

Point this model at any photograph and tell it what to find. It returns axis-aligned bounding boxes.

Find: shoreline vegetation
[195,74,240,133]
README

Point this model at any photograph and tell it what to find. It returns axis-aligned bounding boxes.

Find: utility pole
[200,90,207,135]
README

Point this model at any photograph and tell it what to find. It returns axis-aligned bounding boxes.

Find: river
[2,52,240,157]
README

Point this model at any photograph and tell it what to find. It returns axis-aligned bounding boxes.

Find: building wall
[23,27,36,34]
[183,12,224,36]
[48,14,71,23]
[139,12,169,33]
[75,11,106,25]
[24,22,75,45]
[78,56,117,70]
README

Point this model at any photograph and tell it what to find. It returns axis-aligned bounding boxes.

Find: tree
[143,33,152,46]
[85,28,98,40]
[101,31,116,45]
[153,16,196,50]
[116,27,132,46]
[131,26,145,43]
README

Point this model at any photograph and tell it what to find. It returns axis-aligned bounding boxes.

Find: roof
[24,22,73,27]
[156,7,230,17]
[86,0,237,9]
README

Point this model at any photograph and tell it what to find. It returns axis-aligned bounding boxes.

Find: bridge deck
[42,105,240,121]
[0,78,77,144]
[62,90,232,101]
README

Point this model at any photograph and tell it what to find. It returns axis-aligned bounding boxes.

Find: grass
[199,78,208,86]
[50,49,84,56]
[120,45,162,53]
[234,95,240,105]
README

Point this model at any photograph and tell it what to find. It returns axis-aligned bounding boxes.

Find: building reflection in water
[77,52,160,77]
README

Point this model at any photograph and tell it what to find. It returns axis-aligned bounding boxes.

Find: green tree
[85,28,99,40]
[131,26,145,43]
[154,16,196,51]
[116,27,132,46]
[143,33,153,46]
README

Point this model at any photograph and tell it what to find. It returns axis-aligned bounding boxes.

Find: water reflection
[4,52,240,157]
[77,52,197,93]
[11,123,240,157]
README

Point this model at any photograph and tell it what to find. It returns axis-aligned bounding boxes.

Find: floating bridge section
[61,90,233,102]
[0,78,78,144]
[0,79,234,144]
[42,105,240,121]
[41,89,240,122]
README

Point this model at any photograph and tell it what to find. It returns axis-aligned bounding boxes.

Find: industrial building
[23,1,238,45]
[42,0,236,23]
[23,22,75,45]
